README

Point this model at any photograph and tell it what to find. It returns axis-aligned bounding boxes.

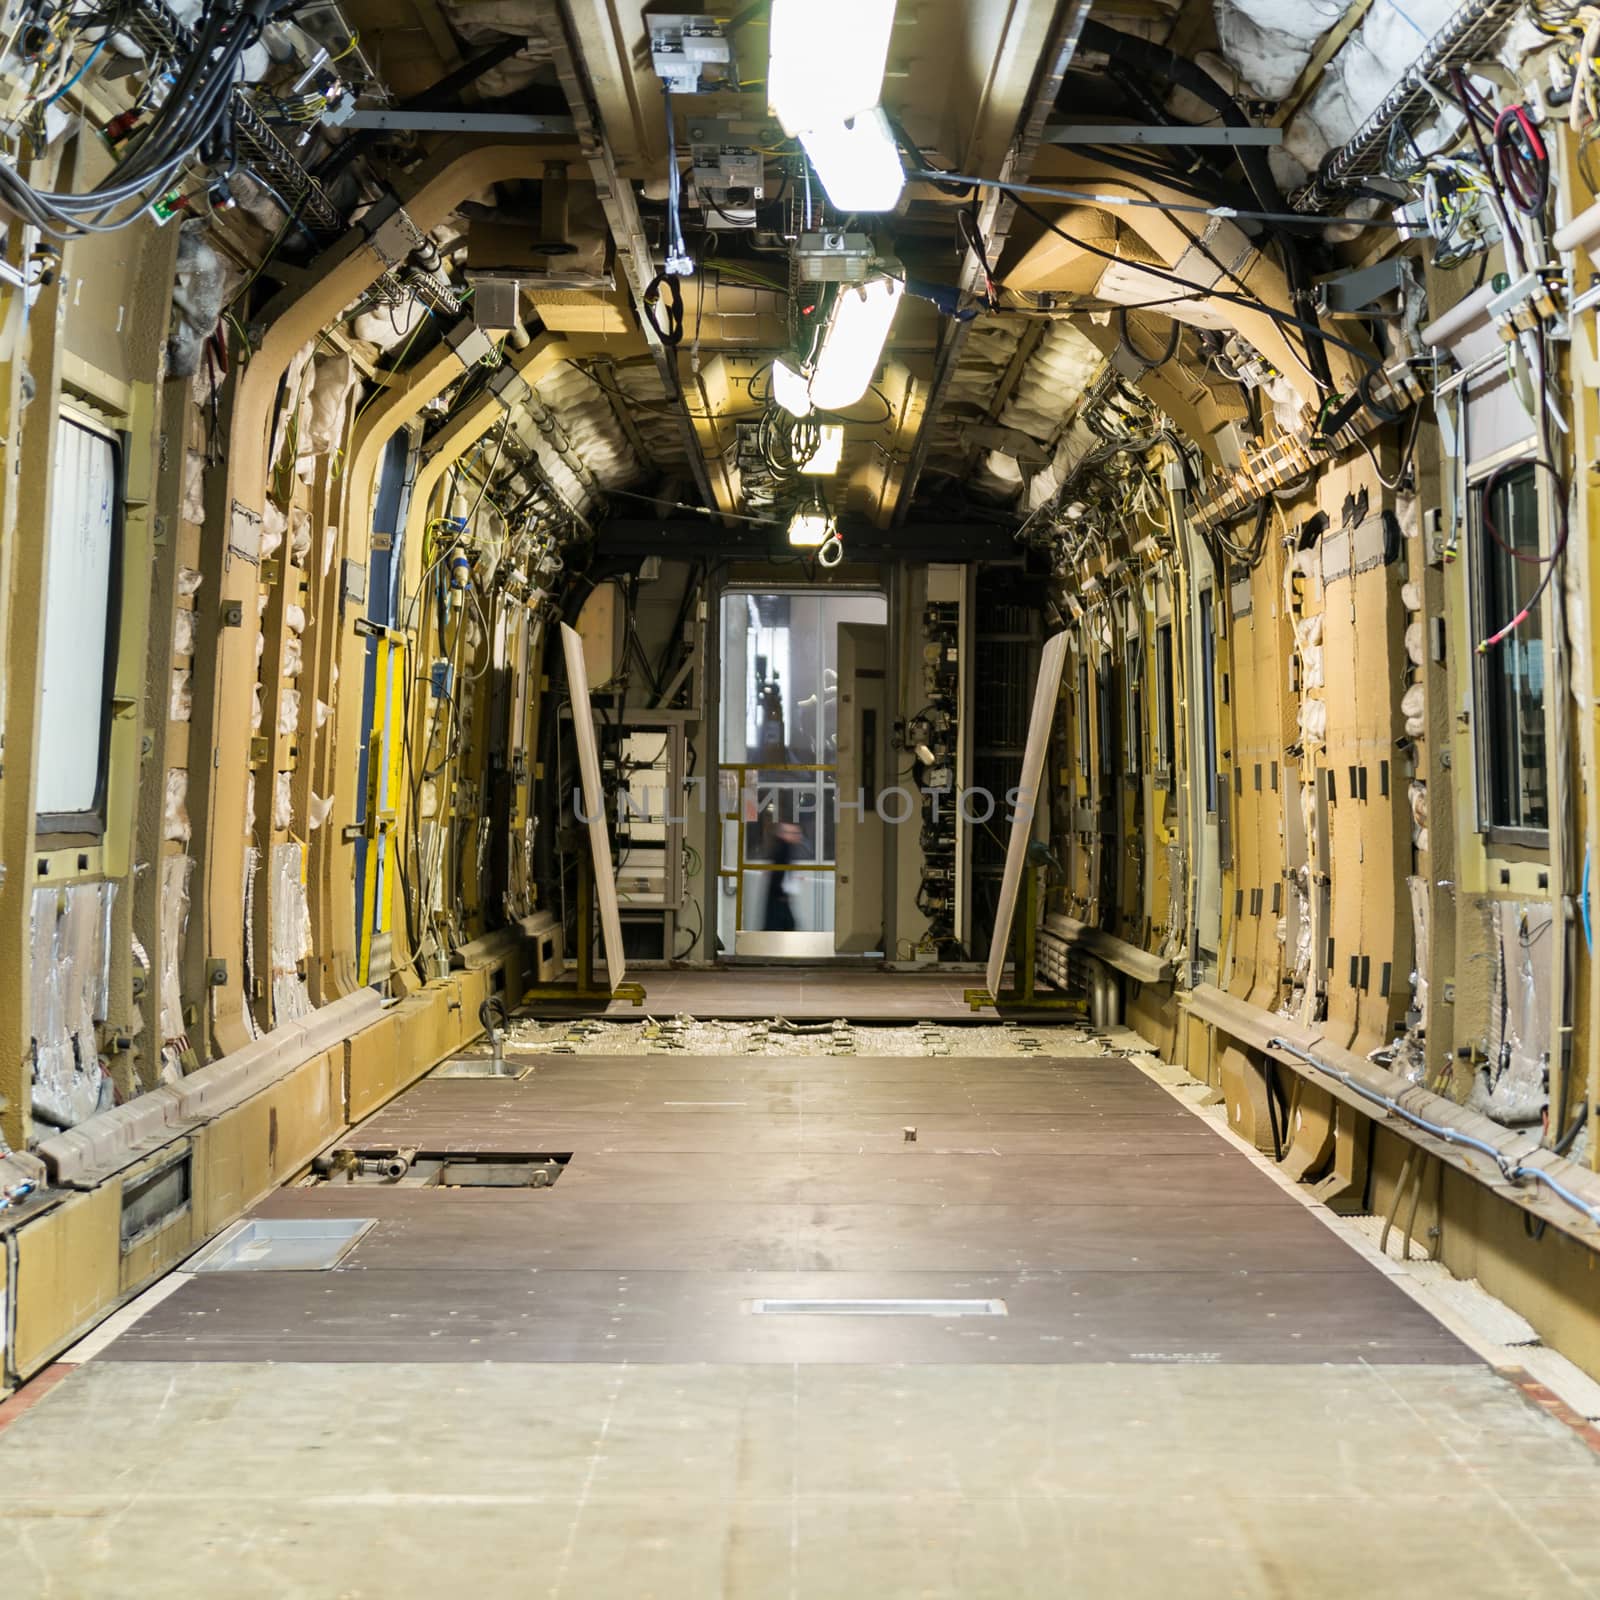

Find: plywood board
[560,622,626,991]
[986,630,1069,998]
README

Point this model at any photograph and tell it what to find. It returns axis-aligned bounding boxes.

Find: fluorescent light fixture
[768,0,897,137]
[800,107,905,214]
[801,425,844,476]
[788,502,833,547]
[808,275,902,413]
[771,356,813,418]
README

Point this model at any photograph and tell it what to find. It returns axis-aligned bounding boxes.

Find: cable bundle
[0,0,283,235]
[755,404,822,483]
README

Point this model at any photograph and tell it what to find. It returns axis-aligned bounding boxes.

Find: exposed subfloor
[1,1029,1597,1597]
[579,967,1046,1021]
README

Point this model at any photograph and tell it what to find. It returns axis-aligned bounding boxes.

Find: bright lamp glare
[772,357,813,418]
[800,108,905,214]
[768,0,897,136]
[808,276,902,413]
[801,425,844,476]
[788,506,833,547]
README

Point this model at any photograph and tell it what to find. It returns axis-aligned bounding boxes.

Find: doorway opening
[716,589,888,959]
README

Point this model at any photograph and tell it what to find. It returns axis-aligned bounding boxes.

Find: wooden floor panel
[100,1052,1471,1368]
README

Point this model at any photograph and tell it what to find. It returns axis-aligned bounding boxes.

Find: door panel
[835,621,887,953]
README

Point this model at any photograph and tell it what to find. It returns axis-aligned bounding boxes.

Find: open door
[834,620,887,953]
[984,630,1069,999]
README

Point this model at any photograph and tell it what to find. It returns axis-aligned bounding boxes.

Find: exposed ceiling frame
[891,0,1095,527]
[406,0,464,73]
[533,0,727,520]
[953,319,1046,487]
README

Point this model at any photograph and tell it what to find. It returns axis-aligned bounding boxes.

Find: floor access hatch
[187,1218,376,1272]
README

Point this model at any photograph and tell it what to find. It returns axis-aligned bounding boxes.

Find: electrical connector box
[688,117,764,199]
[795,231,875,283]
[647,14,729,94]
[429,659,454,700]
[470,277,521,334]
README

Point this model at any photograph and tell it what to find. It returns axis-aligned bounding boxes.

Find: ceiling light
[768,0,897,137]
[771,357,813,418]
[788,495,833,547]
[800,425,844,476]
[809,276,903,413]
[800,108,905,214]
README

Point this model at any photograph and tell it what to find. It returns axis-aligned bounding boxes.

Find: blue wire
[43,37,105,109]
[1270,1037,1600,1228]
[1583,844,1593,956]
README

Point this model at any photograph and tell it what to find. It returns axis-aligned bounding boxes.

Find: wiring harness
[0,0,287,235]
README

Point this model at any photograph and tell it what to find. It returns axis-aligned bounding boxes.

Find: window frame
[1123,633,1143,780]
[1197,584,1219,819]
[35,406,126,839]
[1154,620,1176,790]
[1468,456,1550,848]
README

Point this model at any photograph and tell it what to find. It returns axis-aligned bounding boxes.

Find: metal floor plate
[185,1217,376,1273]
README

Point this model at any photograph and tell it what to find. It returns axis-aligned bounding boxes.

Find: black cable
[1493,105,1550,216]
[1116,306,1180,370]
[1079,20,1291,227]
[0,0,282,235]
[1481,456,1567,566]
[643,273,685,346]
[907,167,1413,230]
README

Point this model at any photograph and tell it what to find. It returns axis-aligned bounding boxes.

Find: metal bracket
[1313,259,1409,318]
[486,364,533,409]
[361,194,426,272]
[443,317,497,370]
[228,500,262,565]
[339,110,576,135]
[1041,122,1282,146]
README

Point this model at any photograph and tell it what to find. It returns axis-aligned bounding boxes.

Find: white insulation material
[926,319,1103,504]
[1213,0,1348,100]
[995,321,1102,440]
[1402,680,1426,738]
[260,500,286,559]
[920,318,1026,496]
[606,361,687,466]
[30,882,116,1128]
[436,1,554,95]
[164,768,191,843]
[270,841,314,1023]
[159,854,193,1044]
[306,352,358,455]
[1408,873,1430,1034]
[529,363,641,513]
[1471,900,1553,1126]
[1213,0,1461,186]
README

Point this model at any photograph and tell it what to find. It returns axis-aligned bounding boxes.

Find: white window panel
[37,415,117,823]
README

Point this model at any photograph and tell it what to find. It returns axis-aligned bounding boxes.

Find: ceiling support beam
[338,110,576,134]
[1041,123,1282,146]
[892,0,1095,526]
[1010,151,1369,409]
[533,0,735,521]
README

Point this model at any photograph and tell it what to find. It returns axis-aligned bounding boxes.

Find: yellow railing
[716,761,837,934]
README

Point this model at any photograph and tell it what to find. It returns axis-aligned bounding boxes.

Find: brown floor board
[103,1265,1469,1366]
